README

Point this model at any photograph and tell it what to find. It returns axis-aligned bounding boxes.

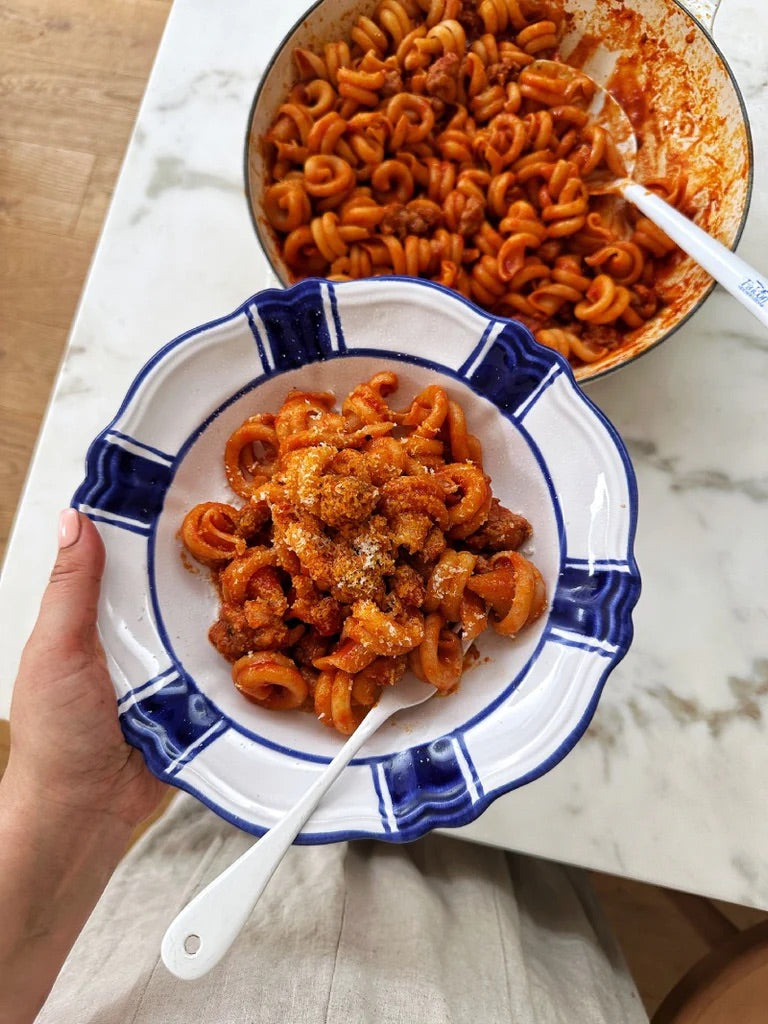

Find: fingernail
[58,508,82,549]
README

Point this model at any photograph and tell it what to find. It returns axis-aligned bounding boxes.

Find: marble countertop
[2,0,767,907]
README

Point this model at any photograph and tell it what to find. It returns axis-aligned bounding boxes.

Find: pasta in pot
[258,0,691,368]
[181,374,547,735]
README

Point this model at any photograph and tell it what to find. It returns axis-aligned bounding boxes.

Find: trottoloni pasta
[259,0,690,367]
[180,374,546,734]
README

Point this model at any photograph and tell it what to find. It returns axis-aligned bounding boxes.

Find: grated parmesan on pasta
[180,373,546,734]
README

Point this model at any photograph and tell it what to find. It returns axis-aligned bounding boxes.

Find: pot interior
[245,0,752,384]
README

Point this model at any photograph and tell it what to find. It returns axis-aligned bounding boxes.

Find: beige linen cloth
[36,793,647,1023]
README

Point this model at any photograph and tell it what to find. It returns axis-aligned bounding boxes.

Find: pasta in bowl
[179,374,548,736]
[73,276,640,841]
[245,0,751,383]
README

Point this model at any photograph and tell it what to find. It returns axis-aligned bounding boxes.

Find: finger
[34,510,107,654]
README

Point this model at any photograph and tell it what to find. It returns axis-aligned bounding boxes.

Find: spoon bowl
[527,59,638,188]
[530,59,768,329]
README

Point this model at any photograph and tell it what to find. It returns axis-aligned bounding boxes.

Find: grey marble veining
[1,0,767,908]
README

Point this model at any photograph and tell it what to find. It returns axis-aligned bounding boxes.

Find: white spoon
[530,59,768,330]
[161,674,436,980]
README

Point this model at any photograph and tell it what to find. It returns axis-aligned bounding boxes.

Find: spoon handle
[621,181,768,330]
[160,706,387,981]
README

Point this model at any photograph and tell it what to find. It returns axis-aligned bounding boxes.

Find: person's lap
[36,794,648,1024]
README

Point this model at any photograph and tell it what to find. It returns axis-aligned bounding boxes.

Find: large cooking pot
[244,0,752,384]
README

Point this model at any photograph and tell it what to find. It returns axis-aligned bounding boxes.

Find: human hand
[5,508,166,829]
[0,510,168,1022]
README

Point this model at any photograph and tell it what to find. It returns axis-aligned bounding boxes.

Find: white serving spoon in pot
[530,59,768,330]
[161,674,436,981]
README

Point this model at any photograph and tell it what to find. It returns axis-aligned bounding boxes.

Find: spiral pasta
[181,373,547,734]
[258,0,692,368]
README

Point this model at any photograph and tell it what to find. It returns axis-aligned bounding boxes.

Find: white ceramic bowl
[73,277,640,841]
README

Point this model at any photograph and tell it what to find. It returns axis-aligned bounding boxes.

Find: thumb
[34,510,106,655]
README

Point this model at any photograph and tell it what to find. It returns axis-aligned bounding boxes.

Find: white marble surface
[1,0,767,906]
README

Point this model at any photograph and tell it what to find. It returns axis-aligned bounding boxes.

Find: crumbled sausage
[463,499,532,552]
[424,53,461,103]
[457,195,485,237]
